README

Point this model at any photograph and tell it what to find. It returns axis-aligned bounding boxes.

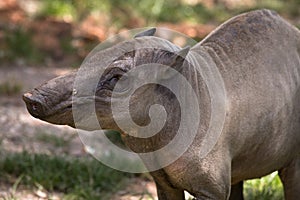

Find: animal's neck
[122,48,217,156]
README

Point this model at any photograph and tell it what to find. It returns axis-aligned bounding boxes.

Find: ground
[0,64,285,199]
[0,65,160,200]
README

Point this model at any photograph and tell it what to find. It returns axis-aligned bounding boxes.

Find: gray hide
[23,9,300,200]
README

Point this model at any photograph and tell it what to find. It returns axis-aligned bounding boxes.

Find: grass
[244,172,284,200]
[0,151,133,200]
[35,132,74,149]
[3,28,43,64]
[186,173,284,200]
[0,150,285,200]
[0,81,22,96]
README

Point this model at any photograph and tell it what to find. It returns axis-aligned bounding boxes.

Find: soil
[0,65,159,200]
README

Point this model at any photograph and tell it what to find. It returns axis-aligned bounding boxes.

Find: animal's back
[195,9,300,181]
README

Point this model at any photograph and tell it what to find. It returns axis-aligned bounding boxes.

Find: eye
[109,76,120,86]
[105,74,130,92]
[104,75,121,89]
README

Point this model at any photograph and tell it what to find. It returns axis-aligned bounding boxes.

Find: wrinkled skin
[23,10,300,200]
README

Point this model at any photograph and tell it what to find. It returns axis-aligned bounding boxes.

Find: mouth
[23,92,48,118]
[22,92,74,126]
[23,88,116,131]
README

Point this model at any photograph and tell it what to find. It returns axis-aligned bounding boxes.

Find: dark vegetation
[0,151,133,200]
[0,0,299,66]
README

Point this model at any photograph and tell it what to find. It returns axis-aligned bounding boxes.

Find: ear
[160,46,190,80]
[134,28,156,38]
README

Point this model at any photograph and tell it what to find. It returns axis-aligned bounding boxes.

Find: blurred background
[0,0,299,199]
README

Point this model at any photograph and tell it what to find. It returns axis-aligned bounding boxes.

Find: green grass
[244,172,284,200]
[0,150,285,199]
[0,152,132,200]
[3,28,43,64]
[35,132,74,149]
[186,173,284,200]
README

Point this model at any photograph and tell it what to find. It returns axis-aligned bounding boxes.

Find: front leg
[156,181,184,200]
[278,156,300,200]
[151,170,184,200]
[188,158,232,200]
[229,181,244,200]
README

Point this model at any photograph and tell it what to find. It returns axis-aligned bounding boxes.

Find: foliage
[0,152,132,200]
[37,0,300,25]
[39,0,75,20]
[39,0,106,21]
[37,0,224,25]
[244,172,284,200]
[2,0,299,65]
[3,28,43,63]
[0,150,285,199]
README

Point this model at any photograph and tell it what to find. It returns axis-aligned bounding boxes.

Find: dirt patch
[0,65,161,200]
[0,65,84,199]
[0,65,78,153]
[111,178,157,200]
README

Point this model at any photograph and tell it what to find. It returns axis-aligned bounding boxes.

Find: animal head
[23,28,190,132]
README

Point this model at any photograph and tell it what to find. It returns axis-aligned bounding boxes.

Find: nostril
[22,92,45,117]
[31,102,39,111]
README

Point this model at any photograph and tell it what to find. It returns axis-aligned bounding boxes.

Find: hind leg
[192,182,243,200]
[229,181,244,200]
[278,156,300,200]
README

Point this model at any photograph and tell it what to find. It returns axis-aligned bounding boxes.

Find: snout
[23,89,74,127]
[23,92,47,119]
